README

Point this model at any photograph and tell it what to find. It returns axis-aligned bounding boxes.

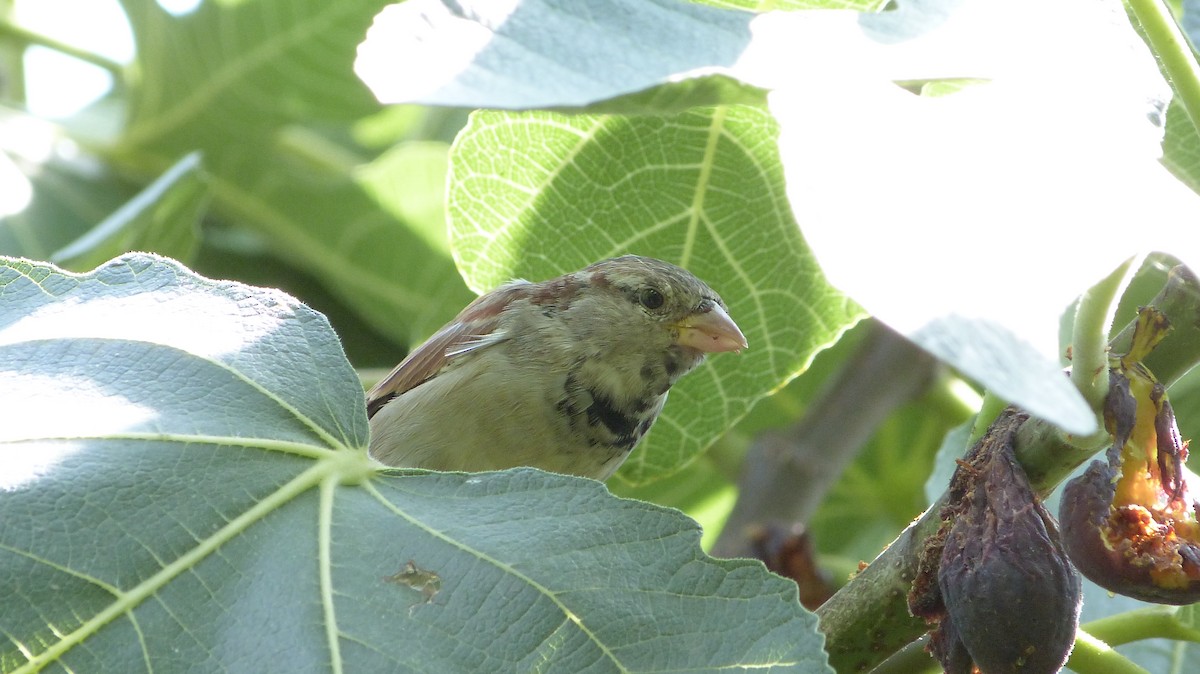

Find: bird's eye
[639,287,665,310]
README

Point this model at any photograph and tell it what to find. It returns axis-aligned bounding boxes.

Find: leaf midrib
[121,2,362,148]
[8,458,346,674]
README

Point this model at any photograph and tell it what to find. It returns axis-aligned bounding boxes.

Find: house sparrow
[366,255,747,480]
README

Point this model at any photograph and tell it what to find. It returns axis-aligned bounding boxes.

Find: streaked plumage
[366,255,746,480]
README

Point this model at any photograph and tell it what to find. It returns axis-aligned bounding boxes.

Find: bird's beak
[675,302,748,353]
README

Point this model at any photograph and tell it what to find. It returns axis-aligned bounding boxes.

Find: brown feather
[365,282,531,418]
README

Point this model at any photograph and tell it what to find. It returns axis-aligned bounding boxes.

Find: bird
[365,255,747,480]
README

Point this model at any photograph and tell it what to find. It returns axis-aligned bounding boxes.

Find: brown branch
[712,322,938,559]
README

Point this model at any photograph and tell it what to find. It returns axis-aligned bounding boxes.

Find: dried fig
[939,428,1081,673]
[911,409,1081,674]
[928,611,973,674]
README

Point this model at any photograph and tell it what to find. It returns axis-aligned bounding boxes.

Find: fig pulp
[911,409,1082,674]
[1060,308,1200,603]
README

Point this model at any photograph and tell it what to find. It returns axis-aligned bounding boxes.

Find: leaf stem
[1066,630,1152,674]
[0,18,125,76]
[319,474,346,674]
[1069,256,1137,449]
[0,4,26,100]
[11,457,342,673]
[1109,265,1200,388]
[966,390,1007,445]
[1083,606,1200,645]
[1125,0,1200,133]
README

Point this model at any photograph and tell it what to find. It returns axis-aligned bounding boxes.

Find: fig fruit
[1060,306,1200,604]
[1060,368,1200,604]
[911,409,1081,674]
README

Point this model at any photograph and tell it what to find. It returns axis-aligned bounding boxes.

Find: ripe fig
[1060,370,1200,604]
[1060,306,1200,604]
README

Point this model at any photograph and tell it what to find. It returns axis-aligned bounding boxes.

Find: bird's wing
[365,282,530,418]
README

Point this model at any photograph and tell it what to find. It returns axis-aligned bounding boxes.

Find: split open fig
[1060,371,1200,604]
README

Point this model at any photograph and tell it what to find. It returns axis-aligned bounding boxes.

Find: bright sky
[17,0,131,117]
[16,0,201,117]
[1,0,200,216]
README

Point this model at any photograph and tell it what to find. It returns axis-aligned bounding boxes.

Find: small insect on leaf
[386,560,443,609]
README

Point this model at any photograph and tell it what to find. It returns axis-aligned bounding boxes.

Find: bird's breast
[557,357,667,459]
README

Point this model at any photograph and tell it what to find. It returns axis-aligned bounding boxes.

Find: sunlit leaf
[0,254,833,673]
[767,0,1200,433]
[109,0,468,343]
[356,0,761,111]
[447,107,863,482]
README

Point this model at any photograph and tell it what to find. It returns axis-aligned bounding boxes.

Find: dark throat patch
[585,389,640,450]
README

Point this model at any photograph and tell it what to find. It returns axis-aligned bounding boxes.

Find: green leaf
[0,254,832,673]
[355,141,453,257]
[767,0,1200,434]
[355,0,762,111]
[702,0,885,8]
[108,0,471,345]
[1162,98,1200,195]
[924,419,972,506]
[810,385,971,564]
[1176,605,1200,637]
[586,76,768,115]
[205,146,475,344]
[50,152,206,271]
[353,0,891,112]
[118,0,382,154]
[905,317,1097,434]
[353,472,834,673]
[447,106,863,482]
[0,253,366,452]
[1,132,136,261]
